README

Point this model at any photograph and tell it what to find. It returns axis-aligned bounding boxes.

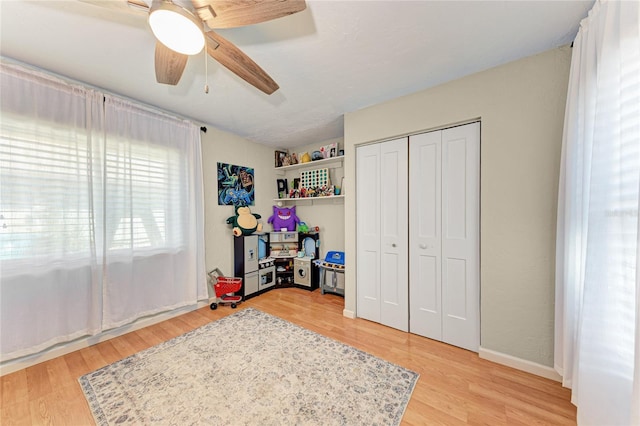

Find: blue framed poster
[217,162,254,206]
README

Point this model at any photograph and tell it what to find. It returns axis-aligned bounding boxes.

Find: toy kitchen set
[233,231,321,299]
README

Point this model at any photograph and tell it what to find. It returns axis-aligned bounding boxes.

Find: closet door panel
[356,144,381,323]
[444,258,467,318]
[441,122,480,352]
[379,138,408,332]
[409,131,442,339]
[359,250,380,317]
[380,250,401,306]
[443,138,467,241]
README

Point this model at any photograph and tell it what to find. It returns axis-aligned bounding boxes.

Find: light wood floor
[1,287,576,425]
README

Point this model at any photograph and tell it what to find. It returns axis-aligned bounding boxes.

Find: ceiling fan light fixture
[148,1,205,55]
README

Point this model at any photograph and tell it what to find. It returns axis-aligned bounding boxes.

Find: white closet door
[379,139,408,332]
[441,123,480,351]
[409,131,442,339]
[356,138,408,332]
[356,143,381,323]
[409,122,480,352]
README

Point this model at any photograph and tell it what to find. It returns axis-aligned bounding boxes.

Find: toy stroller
[208,268,243,310]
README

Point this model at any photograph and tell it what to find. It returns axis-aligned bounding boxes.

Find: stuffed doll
[226,205,262,237]
[267,205,300,231]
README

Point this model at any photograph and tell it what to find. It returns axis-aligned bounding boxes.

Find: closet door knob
[419,243,428,249]
[391,243,396,247]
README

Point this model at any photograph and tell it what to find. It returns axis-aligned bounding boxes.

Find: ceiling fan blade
[78,0,149,14]
[205,31,279,95]
[155,42,188,85]
[192,0,306,29]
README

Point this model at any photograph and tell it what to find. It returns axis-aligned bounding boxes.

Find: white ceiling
[0,0,593,149]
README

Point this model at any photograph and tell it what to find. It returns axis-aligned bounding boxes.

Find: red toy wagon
[208,269,242,310]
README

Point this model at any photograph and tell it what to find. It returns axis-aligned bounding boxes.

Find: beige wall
[201,131,346,291]
[201,127,277,285]
[343,46,571,366]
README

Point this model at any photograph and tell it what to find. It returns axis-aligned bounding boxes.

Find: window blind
[0,121,93,261]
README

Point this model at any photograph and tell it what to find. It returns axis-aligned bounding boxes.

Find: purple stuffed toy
[267,205,300,231]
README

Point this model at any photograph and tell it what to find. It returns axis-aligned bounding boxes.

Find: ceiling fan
[81,0,307,94]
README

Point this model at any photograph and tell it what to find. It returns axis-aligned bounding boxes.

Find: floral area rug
[79,308,419,425]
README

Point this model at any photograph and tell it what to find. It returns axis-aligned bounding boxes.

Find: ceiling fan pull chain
[203,23,209,94]
[204,53,209,94]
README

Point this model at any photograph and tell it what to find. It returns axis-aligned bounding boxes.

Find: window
[104,139,183,251]
[0,116,93,262]
[0,118,185,261]
[1,64,205,362]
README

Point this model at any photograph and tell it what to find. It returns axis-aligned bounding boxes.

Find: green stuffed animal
[226,205,263,237]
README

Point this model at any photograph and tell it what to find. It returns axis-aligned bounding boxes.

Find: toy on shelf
[297,222,320,233]
[267,205,300,231]
[300,168,329,189]
[226,205,262,237]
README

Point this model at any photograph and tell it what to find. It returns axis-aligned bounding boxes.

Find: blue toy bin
[324,251,345,265]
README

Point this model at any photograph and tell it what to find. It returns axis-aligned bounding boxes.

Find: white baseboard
[342,309,356,319]
[479,347,562,382]
[0,301,209,377]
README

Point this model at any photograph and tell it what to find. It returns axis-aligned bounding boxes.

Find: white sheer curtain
[101,95,206,329]
[0,63,206,362]
[0,65,104,360]
[554,1,640,425]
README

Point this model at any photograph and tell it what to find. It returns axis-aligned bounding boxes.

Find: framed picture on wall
[274,150,288,168]
[217,162,255,206]
[321,143,338,158]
